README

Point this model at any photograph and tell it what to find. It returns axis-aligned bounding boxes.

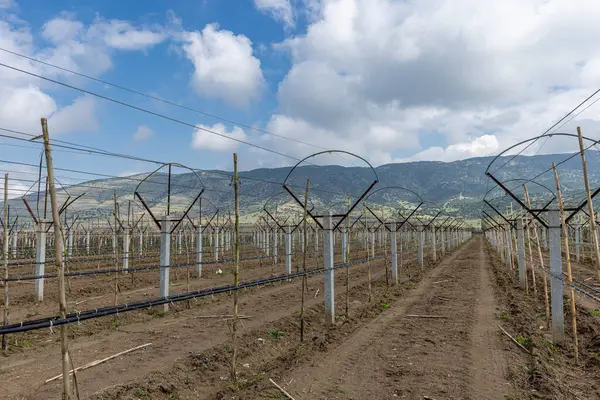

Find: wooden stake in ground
[41,118,72,399]
[577,127,600,280]
[523,185,550,329]
[523,213,537,295]
[300,179,309,342]
[231,152,240,382]
[552,163,579,364]
[2,173,8,352]
[45,343,152,383]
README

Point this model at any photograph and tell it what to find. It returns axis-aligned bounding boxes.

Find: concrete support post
[196,227,202,277]
[214,228,219,261]
[86,231,90,254]
[178,230,182,255]
[390,222,398,285]
[285,226,292,275]
[323,213,335,325]
[431,226,437,262]
[123,229,130,271]
[273,228,278,263]
[160,217,171,312]
[265,230,270,257]
[341,228,348,263]
[417,225,424,267]
[35,220,47,302]
[11,226,17,258]
[441,228,446,255]
[139,230,143,256]
[517,219,525,289]
[549,211,565,344]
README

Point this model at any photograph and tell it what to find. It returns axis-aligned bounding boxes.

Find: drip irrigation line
[0,255,386,334]
[0,254,271,282]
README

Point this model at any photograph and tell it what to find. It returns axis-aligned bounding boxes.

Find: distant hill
[5,151,600,225]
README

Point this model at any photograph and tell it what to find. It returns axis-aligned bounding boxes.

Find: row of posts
[10,215,470,321]
[485,210,570,343]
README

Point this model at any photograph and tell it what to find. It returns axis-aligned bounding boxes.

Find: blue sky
[2,0,600,198]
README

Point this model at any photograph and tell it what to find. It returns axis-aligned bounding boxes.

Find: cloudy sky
[1,0,600,187]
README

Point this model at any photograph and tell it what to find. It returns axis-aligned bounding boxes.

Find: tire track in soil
[282,237,513,399]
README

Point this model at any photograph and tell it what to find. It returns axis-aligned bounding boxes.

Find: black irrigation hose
[0,255,386,334]
[0,255,272,282]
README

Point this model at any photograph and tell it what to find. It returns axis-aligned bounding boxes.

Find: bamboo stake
[524,213,537,295]
[41,118,72,399]
[269,378,296,400]
[498,325,531,354]
[523,185,550,329]
[231,152,240,382]
[577,127,600,280]
[2,174,8,352]
[45,343,152,383]
[300,179,309,342]
[521,215,529,295]
[552,163,579,364]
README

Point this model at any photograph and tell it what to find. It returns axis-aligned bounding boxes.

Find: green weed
[269,329,283,340]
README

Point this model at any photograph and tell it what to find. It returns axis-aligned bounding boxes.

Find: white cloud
[87,19,166,50]
[401,135,500,163]
[180,24,264,107]
[133,125,154,141]
[257,0,600,167]
[0,0,14,9]
[48,96,98,135]
[192,123,247,152]
[254,0,294,28]
[0,11,168,137]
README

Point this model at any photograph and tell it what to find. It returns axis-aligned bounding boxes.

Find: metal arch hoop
[263,191,315,232]
[483,178,556,201]
[363,186,426,231]
[282,150,379,184]
[282,150,379,231]
[133,162,205,231]
[364,185,424,204]
[485,132,600,175]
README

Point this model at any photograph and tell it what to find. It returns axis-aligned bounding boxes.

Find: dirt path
[280,237,513,399]
[470,238,511,398]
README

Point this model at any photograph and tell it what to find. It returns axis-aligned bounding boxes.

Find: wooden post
[231,153,240,382]
[577,127,600,280]
[300,179,309,342]
[41,118,71,399]
[524,185,550,328]
[524,214,537,295]
[552,163,579,363]
[2,174,8,352]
